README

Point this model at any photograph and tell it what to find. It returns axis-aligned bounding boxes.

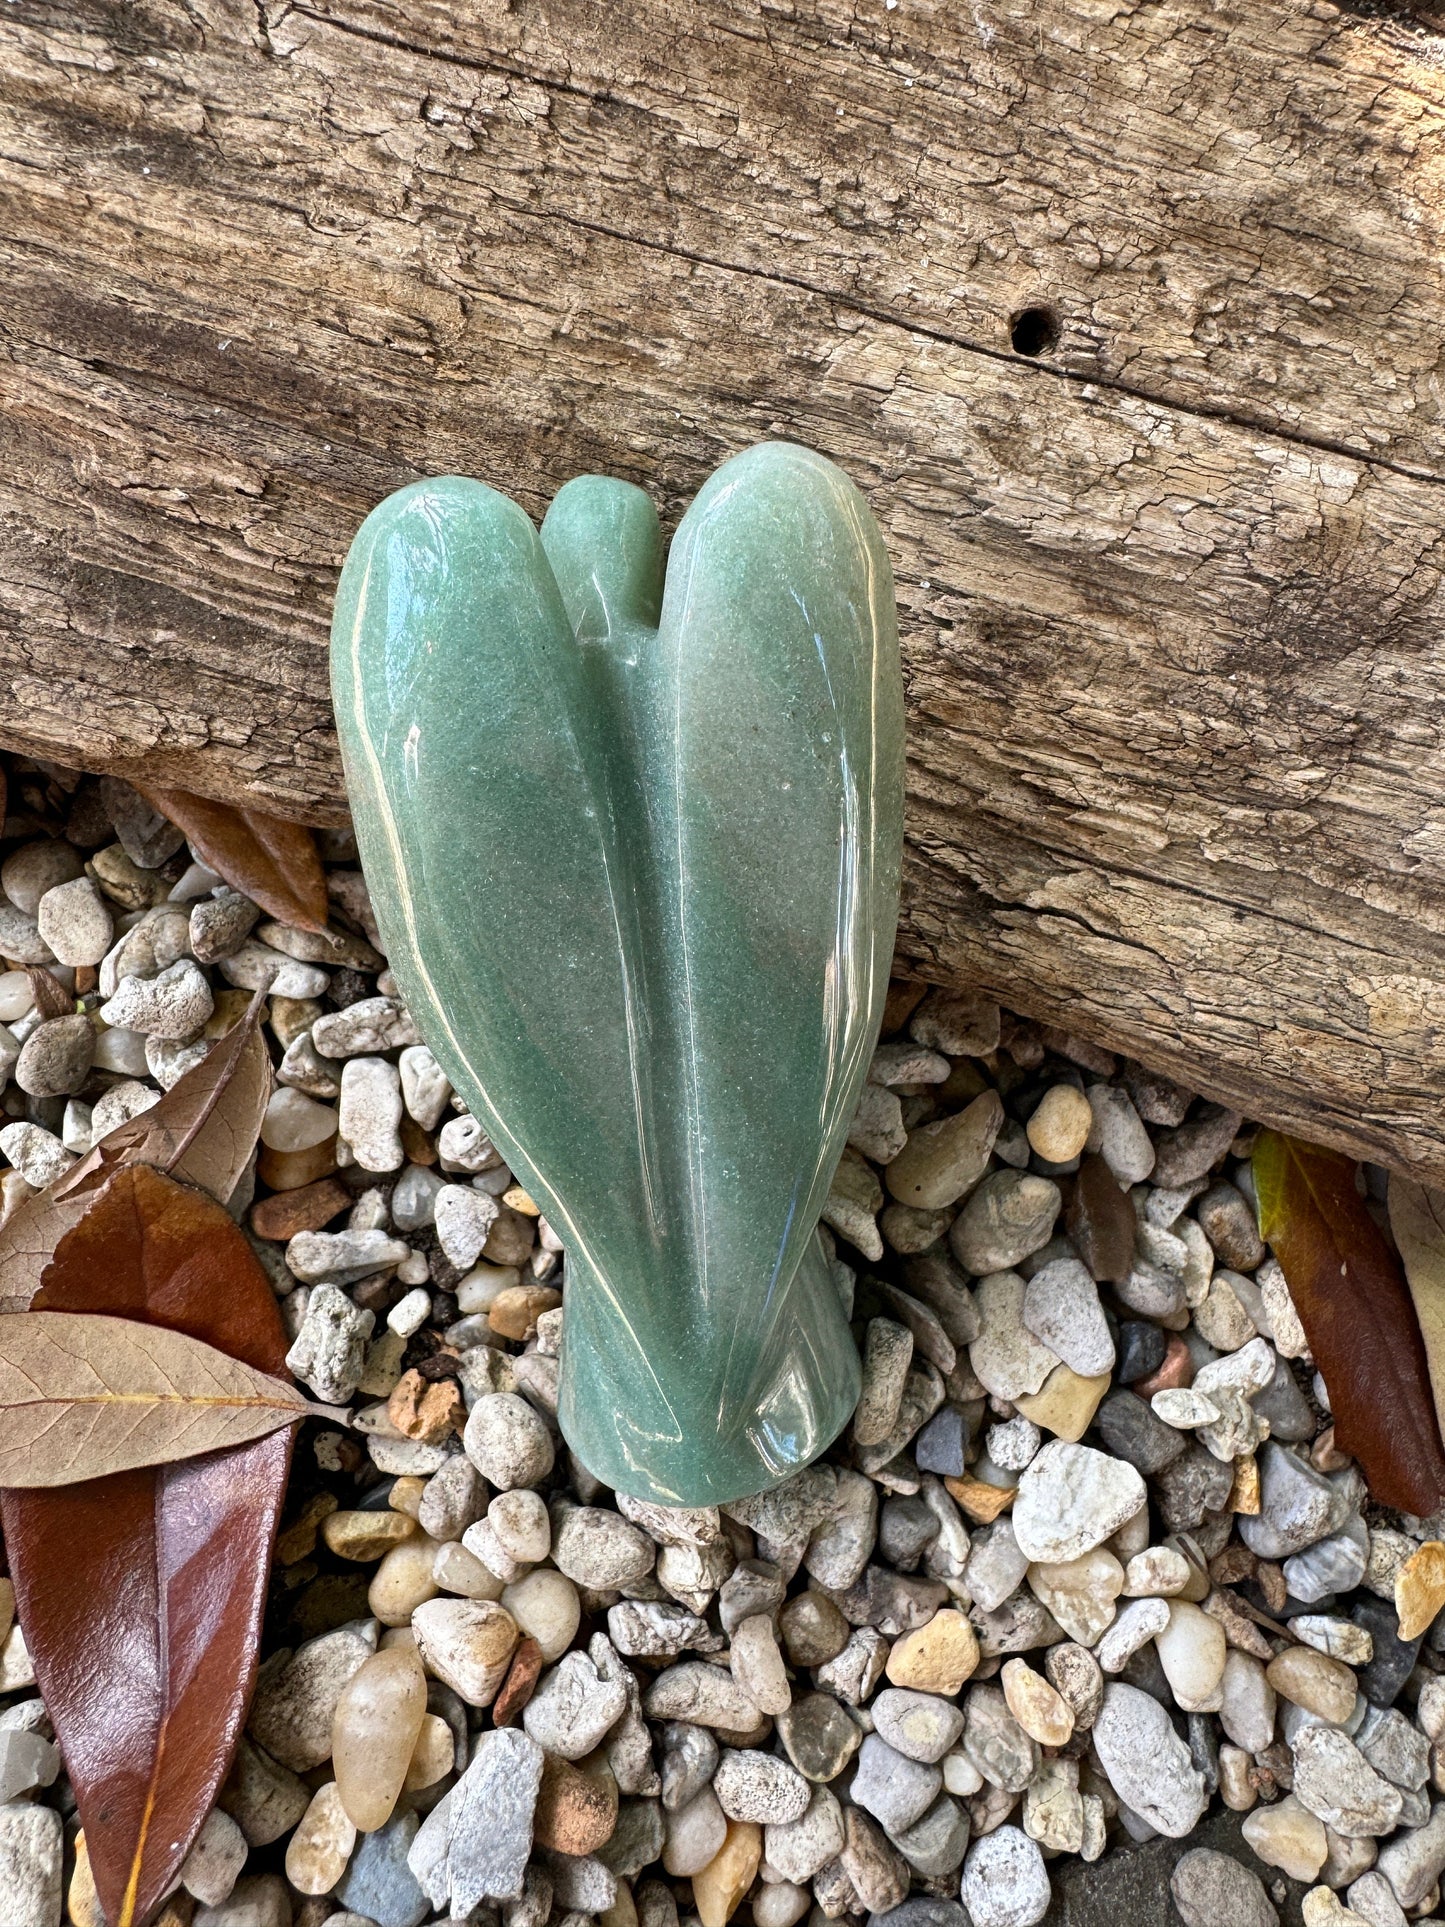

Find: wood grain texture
[2,0,1445,1173]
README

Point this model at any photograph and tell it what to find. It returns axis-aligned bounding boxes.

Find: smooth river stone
[332,1644,428,1833]
[333,442,903,1505]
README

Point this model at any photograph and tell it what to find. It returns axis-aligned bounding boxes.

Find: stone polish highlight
[331,442,903,1504]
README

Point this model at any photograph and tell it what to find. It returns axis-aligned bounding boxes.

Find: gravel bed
[0,756,1443,1927]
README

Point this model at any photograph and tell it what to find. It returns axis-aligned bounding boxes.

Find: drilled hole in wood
[1011,306,1060,356]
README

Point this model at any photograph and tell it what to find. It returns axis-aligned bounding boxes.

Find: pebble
[1169,1847,1280,1927]
[338,1055,405,1172]
[413,1598,518,1707]
[730,1614,790,1717]
[2,841,83,915]
[464,1393,556,1489]
[250,1624,373,1769]
[533,1752,619,1856]
[414,1725,546,1911]
[1155,1600,1228,1712]
[959,1826,1050,1927]
[1266,1645,1360,1724]
[553,1507,657,1589]
[332,1643,428,1832]
[0,1119,72,1188]
[851,1733,942,1834]
[99,957,213,1038]
[1392,1540,1445,1641]
[1293,1726,1404,1839]
[0,904,52,965]
[504,1570,582,1662]
[216,941,326,999]
[764,1784,845,1884]
[285,1283,374,1403]
[15,1013,95,1097]
[1085,1083,1156,1184]
[1028,1546,1125,1646]
[1095,1596,1170,1673]
[949,1172,1061,1274]
[885,1090,1002,1209]
[333,1809,427,1927]
[999,1658,1073,1745]
[181,1810,250,1907]
[0,1801,60,1927]
[1242,1794,1330,1882]
[194,1873,294,1927]
[1011,1440,1145,1563]
[1220,1649,1277,1754]
[431,1181,499,1267]
[692,1819,762,1927]
[774,1689,864,1782]
[285,1781,357,1895]
[1026,1083,1092,1163]
[871,1689,964,1764]
[884,1609,979,1695]
[712,1750,810,1825]
[1020,1257,1114,1377]
[1091,1683,1208,1836]
[854,1319,915,1447]
[969,1270,1059,1401]
[36,877,112,966]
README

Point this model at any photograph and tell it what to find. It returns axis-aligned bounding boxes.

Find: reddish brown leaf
[26,968,72,1022]
[2,1165,294,1927]
[0,996,271,1313]
[1253,1128,1445,1514]
[134,783,328,933]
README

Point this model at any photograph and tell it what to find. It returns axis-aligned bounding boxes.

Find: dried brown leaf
[4,1164,298,1927]
[0,995,271,1312]
[26,969,72,1022]
[1254,1129,1445,1514]
[1388,1175,1445,1449]
[135,783,329,932]
[0,1311,311,1484]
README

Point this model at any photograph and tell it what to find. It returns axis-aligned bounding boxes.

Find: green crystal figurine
[332,442,904,1504]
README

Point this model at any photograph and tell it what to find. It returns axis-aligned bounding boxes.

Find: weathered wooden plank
[0,0,1443,1178]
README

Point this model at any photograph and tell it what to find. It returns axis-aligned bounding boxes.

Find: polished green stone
[331,442,903,1504]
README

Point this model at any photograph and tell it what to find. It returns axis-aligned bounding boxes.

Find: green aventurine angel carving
[332,442,904,1505]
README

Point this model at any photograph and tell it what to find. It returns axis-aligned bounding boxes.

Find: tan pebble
[1000,1658,1073,1745]
[1028,1548,1125,1648]
[205,987,260,1036]
[285,1782,357,1893]
[1265,1645,1359,1724]
[943,1473,1016,1523]
[257,1136,338,1192]
[1218,1743,1257,1812]
[489,1284,562,1340]
[332,1644,428,1832]
[388,1476,427,1520]
[0,1577,15,1649]
[502,1185,540,1215]
[693,1819,762,1927]
[1122,1547,1190,1597]
[1026,1084,1093,1163]
[1229,1454,1261,1515]
[68,1833,100,1927]
[601,1885,639,1927]
[1242,1793,1328,1881]
[276,1494,340,1566]
[1301,1889,1371,1927]
[1310,1426,1352,1474]
[1395,1539,1445,1641]
[482,1206,536,1268]
[534,1751,620,1855]
[322,1511,416,1563]
[367,1535,442,1625]
[411,1597,519,1706]
[360,1330,409,1399]
[404,1713,456,1791]
[502,1569,581,1662]
[433,1540,505,1600]
[1014,1363,1111,1442]
[884,1609,979,1695]
[387,1370,466,1444]
[378,1626,417,1651]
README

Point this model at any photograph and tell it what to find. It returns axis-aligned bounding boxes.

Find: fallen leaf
[1388,1175,1445,1445]
[135,783,328,932]
[1253,1129,1445,1514]
[0,994,270,1312]
[2,1164,296,1927]
[0,1311,310,1485]
[26,968,72,1022]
